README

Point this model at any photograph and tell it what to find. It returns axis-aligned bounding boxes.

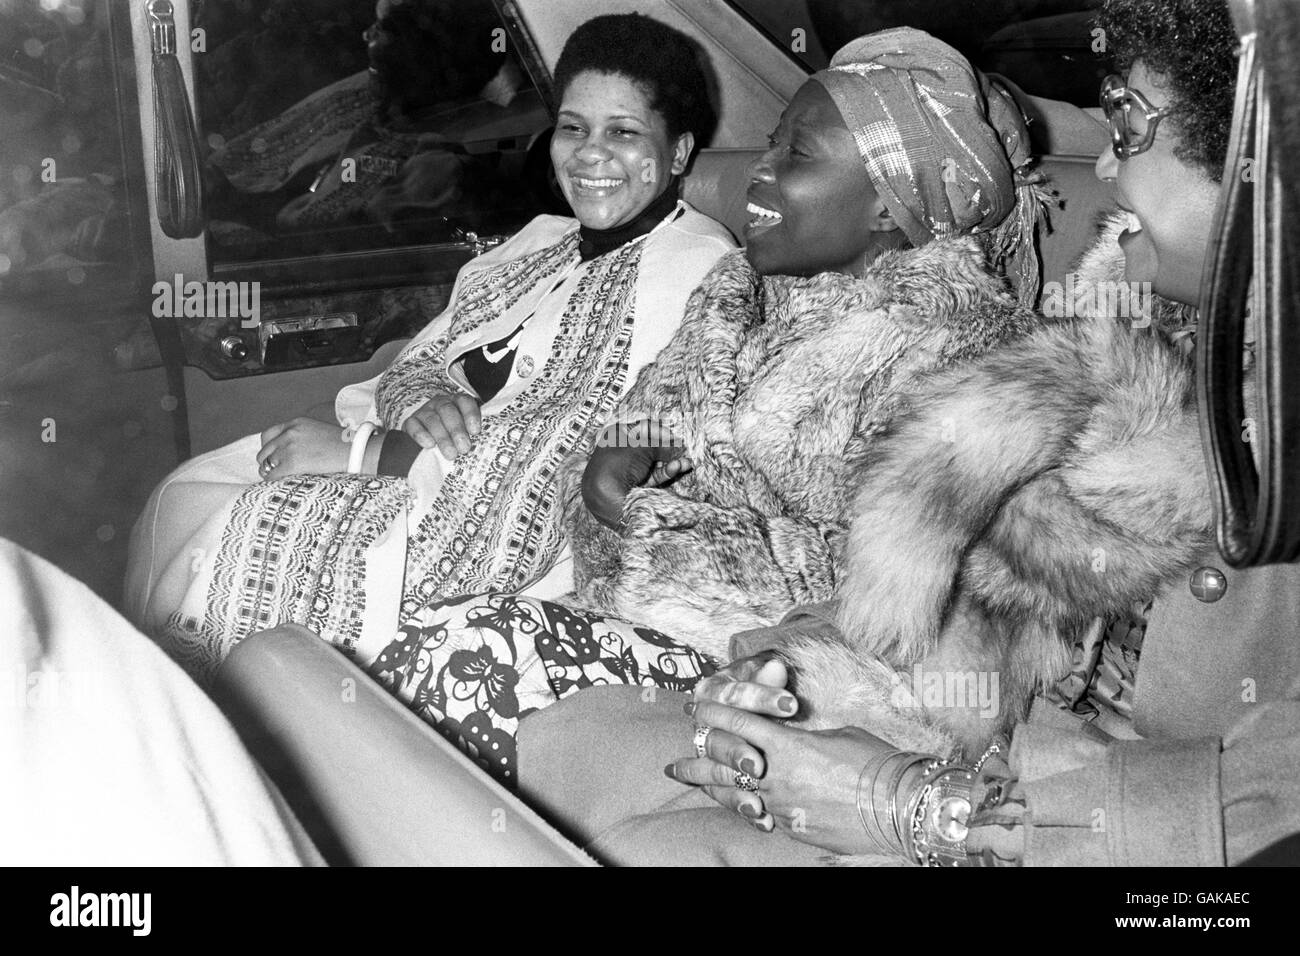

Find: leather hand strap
[149,1,203,239]
[1197,0,1300,566]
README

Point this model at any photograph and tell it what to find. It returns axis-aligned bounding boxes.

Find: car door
[130,0,566,455]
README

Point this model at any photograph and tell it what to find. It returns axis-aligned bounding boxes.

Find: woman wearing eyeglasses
[519,0,1300,867]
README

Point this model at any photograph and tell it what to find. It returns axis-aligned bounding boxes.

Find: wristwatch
[908,766,974,866]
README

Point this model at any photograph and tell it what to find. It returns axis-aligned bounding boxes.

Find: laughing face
[1094,61,1222,306]
[743,80,900,278]
[550,71,693,231]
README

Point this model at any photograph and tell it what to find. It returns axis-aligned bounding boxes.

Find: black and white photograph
[0,0,1294,902]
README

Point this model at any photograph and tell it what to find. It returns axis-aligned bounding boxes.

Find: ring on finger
[733,770,760,793]
[693,724,712,759]
[259,458,276,475]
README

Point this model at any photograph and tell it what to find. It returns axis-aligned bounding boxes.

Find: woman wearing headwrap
[561,27,1049,652]
[353,29,1047,789]
[810,30,1046,302]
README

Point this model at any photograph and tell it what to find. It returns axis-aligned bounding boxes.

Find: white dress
[125,205,733,681]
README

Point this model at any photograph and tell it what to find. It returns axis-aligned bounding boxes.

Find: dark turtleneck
[577,179,682,262]
[460,180,683,399]
[378,182,683,478]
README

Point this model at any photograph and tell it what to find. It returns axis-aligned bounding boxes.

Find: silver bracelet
[855,749,903,854]
[885,752,931,852]
[870,752,918,855]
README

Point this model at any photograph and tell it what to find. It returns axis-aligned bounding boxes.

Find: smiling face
[1094,61,1222,305]
[550,71,693,231]
[743,80,900,278]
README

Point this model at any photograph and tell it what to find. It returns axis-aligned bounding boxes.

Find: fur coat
[559,238,1037,660]
[787,215,1219,756]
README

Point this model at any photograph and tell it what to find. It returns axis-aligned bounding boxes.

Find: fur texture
[811,215,1217,754]
[560,239,1036,660]
[773,631,958,756]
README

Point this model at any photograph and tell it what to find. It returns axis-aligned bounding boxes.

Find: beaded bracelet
[973,742,1002,773]
[885,751,929,850]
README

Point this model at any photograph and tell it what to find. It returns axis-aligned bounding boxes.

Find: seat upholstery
[682,149,762,246]
[682,148,1116,300]
[1035,155,1118,295]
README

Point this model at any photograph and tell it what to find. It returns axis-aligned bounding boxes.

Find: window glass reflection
[198,0,557,265]
[0,0,129,295]
[730,0,1115,106]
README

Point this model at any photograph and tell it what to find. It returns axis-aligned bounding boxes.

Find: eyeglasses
[1100,74,1174,159]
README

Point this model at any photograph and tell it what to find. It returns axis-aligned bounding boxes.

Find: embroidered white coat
[125,207,733,679]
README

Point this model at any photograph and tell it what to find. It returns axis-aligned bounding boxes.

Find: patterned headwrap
[813,28,1050,305]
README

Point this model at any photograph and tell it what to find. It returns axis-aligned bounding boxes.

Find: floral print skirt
[365,593,716,788]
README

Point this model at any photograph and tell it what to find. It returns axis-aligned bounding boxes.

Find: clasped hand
[402,392,482,460]
[668,650,899,856]
[257,391,484,480]
[581,419,693,529]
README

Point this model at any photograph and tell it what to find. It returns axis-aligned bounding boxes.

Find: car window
[197,0,558,267]
[0,0,138,298]
[727,0,1116,106]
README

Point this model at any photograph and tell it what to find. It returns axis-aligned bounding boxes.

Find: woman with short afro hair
[1100,0,1238,179]
[552,12,717,147]
[127,14,736,708]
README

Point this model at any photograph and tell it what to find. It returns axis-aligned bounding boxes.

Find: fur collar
[832,216,1217,742]
[676,236,1031,510]
[1045,211,1200,348]
[756,234,1016,335]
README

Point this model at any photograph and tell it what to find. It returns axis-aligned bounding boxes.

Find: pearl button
[1189,566,1228,603]
[518,355,535,378]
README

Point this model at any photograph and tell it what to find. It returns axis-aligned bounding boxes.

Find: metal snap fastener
[518,355,535,378]
[1189,566,1228,603]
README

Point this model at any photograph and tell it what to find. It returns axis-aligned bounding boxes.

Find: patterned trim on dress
[163,475,411,683]
[374,233,581,425]
[386,232,645,612]
[371,334,458,423]
[166,228,648,678]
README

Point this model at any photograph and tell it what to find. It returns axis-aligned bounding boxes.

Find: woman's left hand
[257,418,351,480]
[669,698,897,856]
[647,456,693,488]
[581,424,689,530]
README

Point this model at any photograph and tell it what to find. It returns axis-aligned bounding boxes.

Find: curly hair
[1098,0,1238,181]
[552,13,717,147]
